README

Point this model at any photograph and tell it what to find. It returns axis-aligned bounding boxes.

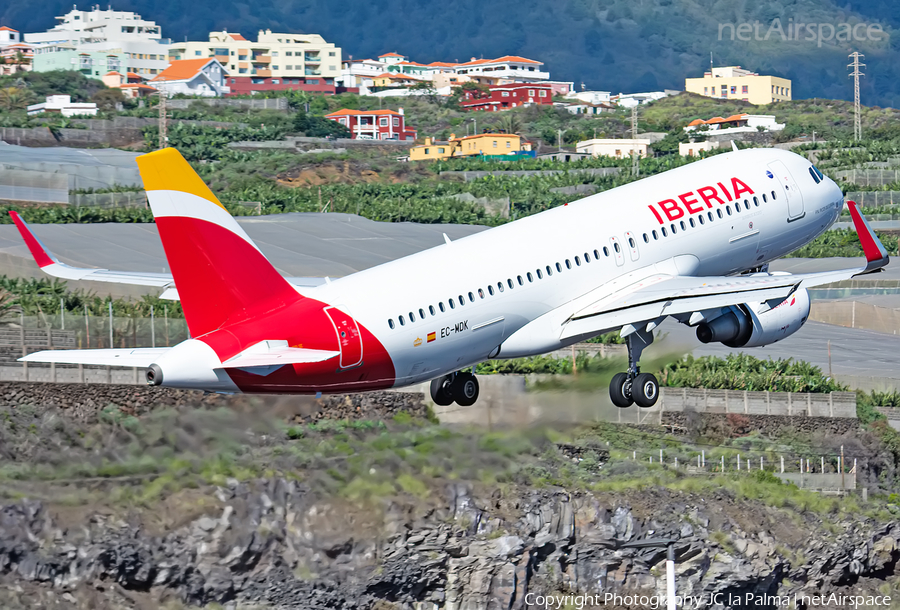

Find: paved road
[656,319,900,381]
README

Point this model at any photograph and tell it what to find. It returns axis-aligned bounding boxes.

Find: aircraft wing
[9,211,327,299]
[20,348,169,368]
[561,200,890,340]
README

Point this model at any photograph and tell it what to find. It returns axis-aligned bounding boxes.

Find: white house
[679,140,721,157]
[565,90,611,105]
[576,138,651,158]
[613,90,679,108]
[150,58,229,97]
[684,114,784,136]
[26,94,98,117]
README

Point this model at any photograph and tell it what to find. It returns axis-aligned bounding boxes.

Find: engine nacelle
[696,288,810,348]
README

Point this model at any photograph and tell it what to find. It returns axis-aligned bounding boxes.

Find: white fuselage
[308,148,844,388]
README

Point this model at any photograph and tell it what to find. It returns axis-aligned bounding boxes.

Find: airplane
[10,146,888,409]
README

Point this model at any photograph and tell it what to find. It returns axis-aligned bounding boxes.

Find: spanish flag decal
[427,332,436,343]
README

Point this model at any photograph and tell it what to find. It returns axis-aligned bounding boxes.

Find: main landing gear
[430,370,479,407]
[609,325,660,409]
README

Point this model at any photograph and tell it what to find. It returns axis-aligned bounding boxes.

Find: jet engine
[695,288,810,348]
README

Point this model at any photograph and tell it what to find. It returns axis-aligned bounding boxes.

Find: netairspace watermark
[524,592,893,609]
[719,18,887,47]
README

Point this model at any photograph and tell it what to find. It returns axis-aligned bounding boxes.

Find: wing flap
[20,348,169,368]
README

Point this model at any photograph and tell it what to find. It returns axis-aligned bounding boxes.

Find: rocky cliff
[2,479,898,609]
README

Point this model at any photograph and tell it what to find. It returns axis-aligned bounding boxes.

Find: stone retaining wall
[0,381,428,423]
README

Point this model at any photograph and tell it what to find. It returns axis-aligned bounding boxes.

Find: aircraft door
[324,306,363,369]
[624,231,640,261]
[768,161,804,221]
[609,236,625,266]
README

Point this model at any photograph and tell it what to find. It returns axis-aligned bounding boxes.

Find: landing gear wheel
[451,372,479,407]
[632,373,659,408]
[430,375,454,406]
[609,372,633,408]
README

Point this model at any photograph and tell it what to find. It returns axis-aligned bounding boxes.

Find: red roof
[379,52,405,58]
[325,108,404,117]
[120,83,157,90]
[151,58,216,82]
[126,71,142,78]
[228,33,247,41]
[459,55,542,67]
[0,27,18,32]
[427,61,459,68]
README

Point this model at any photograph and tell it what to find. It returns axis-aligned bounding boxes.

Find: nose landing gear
[609,326,659,409]
[430,370,480,407]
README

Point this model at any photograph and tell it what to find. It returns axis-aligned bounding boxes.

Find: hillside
[3,0,900,105]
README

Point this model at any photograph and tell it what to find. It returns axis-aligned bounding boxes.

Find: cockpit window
[809,166,821,184]
[813,166,824,180]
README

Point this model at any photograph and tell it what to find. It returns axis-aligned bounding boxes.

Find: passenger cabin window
[388,319,395,329]
[507,279,514,289]
[689,219,695,228]
[698,215,705,225]
[439,302,445,312]
[537,269,543,279]
[717,209,723,218]
[517,275,524,285]
[603,247,609,256]
[419,308,425,319]
[555,262,562,272]
[565,259,572,269]
[399,315,406,325]
[468,292,474,303]
[478,289,485,299]
[527,272,534,282]
[762,194,767,203]
[449,299,456,309]
[679,221,686,231]
[458,294,465,305]
[671,224,677,234]
[643,233,649,243]
[770,191,776,201]
[488,285,495,295]
[429,305,435,315]
[497,282,504,292]
[726,206,732,215]
[708,211,714,221]
[546,266,553,276]
[652,230,658,239]
[575,256,581,265]
[409,311,415,322]
[585,252,592,262]
[661,227,668,237]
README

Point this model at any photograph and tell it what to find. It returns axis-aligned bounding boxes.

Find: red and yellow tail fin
[137,148,301,337]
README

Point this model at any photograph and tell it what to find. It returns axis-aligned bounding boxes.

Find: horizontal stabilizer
[20,348,170,368]
[218,340,339,370]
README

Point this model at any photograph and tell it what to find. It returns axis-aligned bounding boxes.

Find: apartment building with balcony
[324,108,416,140]
[26,6,170,78]
[168,29,341,94]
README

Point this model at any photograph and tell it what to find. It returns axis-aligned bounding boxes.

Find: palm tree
[497,113,522,136]
[0,87,35,111]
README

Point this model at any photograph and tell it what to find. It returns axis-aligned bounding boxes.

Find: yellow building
[168,29,340,81]
[685,66,791,104]
[409,133,530,161]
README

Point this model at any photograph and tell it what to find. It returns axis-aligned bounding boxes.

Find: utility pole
[848,52,865,142]
[557,128,563,151]
[157,91,168,149]
[631,104,639,177]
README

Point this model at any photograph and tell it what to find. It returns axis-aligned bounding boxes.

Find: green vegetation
[786,228,899,258]
[656,354,847,393]
[0,276,184,318]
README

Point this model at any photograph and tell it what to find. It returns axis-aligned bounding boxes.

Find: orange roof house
[150,58,229,97]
